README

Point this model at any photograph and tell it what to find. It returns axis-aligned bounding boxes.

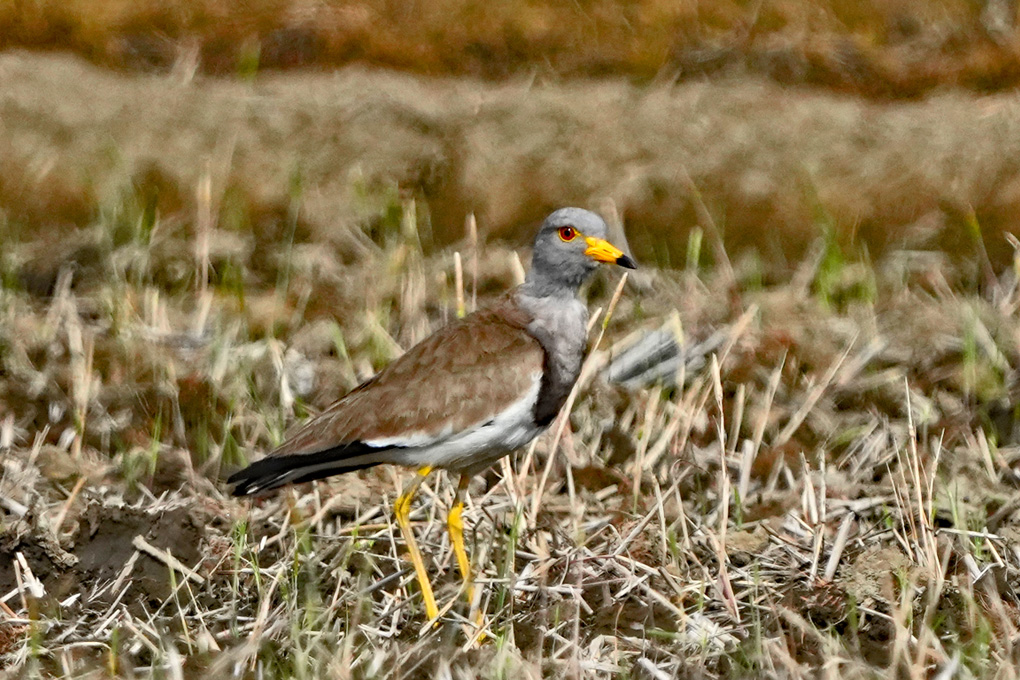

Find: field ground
[3,52,1020,679]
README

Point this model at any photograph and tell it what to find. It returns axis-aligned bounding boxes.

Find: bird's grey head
[523,207,636,298]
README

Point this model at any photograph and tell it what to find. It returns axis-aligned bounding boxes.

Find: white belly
[373,376,545,472]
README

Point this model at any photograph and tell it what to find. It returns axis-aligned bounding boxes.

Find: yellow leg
[448,474,485,632]
[394,466,439,620]
[448,475,473,599]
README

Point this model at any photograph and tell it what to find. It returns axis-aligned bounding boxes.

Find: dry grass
[4,47,1020,678]
[3,0,1020,97]
[4,142,1020,677]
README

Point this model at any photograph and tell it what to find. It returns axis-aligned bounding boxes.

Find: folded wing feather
[228,294,544,495]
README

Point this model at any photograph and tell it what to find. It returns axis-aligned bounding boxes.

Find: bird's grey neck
[513,286,589,427]
[514,288,589,359]
[521,269,584,300]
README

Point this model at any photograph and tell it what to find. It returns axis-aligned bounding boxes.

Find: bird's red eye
[558,226,577,242]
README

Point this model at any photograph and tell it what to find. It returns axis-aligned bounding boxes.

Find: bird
[228,207,636,622]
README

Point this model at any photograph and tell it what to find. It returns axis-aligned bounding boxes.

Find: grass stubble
[3,178,1020,679]
[4,65,1020,680]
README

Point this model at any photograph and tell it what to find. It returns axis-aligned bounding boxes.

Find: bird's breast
[522,297,589,426]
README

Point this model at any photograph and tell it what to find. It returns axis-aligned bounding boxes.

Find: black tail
[227,444,390,496]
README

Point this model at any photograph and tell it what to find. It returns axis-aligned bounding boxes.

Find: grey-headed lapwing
[229,207,635,622]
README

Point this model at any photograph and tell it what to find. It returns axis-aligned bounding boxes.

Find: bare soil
[1,502,206,607]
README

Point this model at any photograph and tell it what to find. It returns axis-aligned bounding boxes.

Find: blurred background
[6,0,1020,273]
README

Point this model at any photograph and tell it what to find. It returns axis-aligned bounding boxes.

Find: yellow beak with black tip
[584,236,637,269]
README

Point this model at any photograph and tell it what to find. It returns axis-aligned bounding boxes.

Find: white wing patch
[366,425,456,449]
[366,373,545,470]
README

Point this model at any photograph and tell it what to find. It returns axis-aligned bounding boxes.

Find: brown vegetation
[4,194,1020,675]
[5,52,1020,284]
[4,11,1020,672]
[3,0,1020,96]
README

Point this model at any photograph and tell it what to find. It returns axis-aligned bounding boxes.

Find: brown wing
[269,294,543,457]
